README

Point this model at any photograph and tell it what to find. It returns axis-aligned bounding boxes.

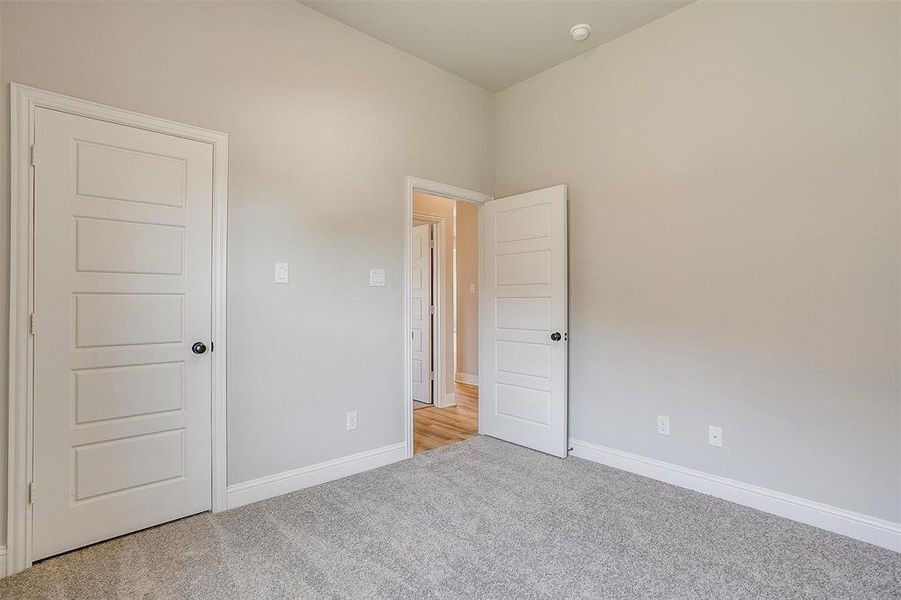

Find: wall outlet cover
[657,415,670,436]
[709,425,723,447]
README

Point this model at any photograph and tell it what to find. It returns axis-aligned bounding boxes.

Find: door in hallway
[411,223,433,403]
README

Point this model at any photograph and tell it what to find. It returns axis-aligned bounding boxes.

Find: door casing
[6,83,229,575]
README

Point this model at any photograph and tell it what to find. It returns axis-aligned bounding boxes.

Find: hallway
[413,383,478,453]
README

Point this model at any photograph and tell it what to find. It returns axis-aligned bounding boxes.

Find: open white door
[479,185,567,457]
[411,223,433,403]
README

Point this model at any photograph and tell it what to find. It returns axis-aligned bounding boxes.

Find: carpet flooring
[2,436,899,599]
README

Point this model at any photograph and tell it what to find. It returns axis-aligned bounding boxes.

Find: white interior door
[32,107,214,560]
[480,185,568,457]
[411,223,433,403]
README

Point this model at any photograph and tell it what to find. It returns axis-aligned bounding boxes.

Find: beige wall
[455,201,479,379]
[0,0,494,543]
[412,192,456,398]
[496,0,900,521]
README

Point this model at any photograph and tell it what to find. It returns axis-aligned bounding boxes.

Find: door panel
[411,223,432,403]
[32,107,213,560]
[480,185,568,457]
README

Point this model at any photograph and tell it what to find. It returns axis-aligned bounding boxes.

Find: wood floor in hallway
[414,382,478,453]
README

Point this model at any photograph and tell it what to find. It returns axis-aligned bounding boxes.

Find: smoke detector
[570,23,592,42]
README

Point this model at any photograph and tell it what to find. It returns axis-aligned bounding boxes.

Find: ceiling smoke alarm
[570,23,592,42]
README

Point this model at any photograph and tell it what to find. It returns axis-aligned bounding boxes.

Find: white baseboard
[455,372,478,386]
[0,546,7,578]
[569,438,901,553]
[227,442,406,509]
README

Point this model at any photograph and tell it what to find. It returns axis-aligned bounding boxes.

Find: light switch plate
[369,268,386,287]
[274,262,289,284]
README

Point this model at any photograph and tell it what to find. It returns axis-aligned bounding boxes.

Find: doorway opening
[404,178,491,457]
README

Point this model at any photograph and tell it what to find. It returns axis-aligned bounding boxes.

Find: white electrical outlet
[708,425,723,447]
[346,410,357,431]
[657,415,670,436]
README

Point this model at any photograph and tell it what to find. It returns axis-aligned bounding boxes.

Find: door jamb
[6,83,229,575]
[404,177,491,459]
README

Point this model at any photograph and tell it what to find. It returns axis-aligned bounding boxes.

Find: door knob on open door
[192,342,208,355]
[550,332,562,341]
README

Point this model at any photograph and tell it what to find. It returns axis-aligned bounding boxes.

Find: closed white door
[32,107,213,560]
[480,185,568,457]
[411,223,433,403]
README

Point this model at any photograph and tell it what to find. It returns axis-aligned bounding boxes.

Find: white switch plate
[657,415,670,436]
[274,262,289,284]
[346,410,357,431]
[708,425,723,447]
[369,268,386,287]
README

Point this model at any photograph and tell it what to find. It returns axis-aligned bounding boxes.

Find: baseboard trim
[0,546,7,578]
[455,372,478,386]
[569,438,901,553]
[227,442,407,509]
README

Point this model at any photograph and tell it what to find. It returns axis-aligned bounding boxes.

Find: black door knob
[550,332,562,341]
[192,342,208,355]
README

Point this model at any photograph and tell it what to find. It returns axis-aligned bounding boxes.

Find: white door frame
[411,213,445,407]
[6,83,229,575]
[404,176,491,459]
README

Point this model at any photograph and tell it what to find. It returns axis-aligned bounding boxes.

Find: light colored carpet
[2,436,899,599]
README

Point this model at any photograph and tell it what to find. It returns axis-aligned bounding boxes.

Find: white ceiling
[300,1,693,92]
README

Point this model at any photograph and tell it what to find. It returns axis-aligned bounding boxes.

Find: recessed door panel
[74,362,184,425]
[495,203,550,243]
[75,218,184,275]
[496,297,550,331]
[75,141,186,207]
[496,341,550,379]
[73,429,185,502]
[74,294,184,348]
[495,250,551,286]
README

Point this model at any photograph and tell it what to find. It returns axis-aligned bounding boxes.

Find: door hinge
[30,144,37,167]
[429,371,435,381]
[429,305,435,315]
[28,481,35,504]
[29,313,36,335]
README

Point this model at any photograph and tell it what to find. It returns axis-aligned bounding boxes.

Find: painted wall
[412,192,456,400]
[496,0,900,521]
[455,201,479,380]
[0,0,494,543]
